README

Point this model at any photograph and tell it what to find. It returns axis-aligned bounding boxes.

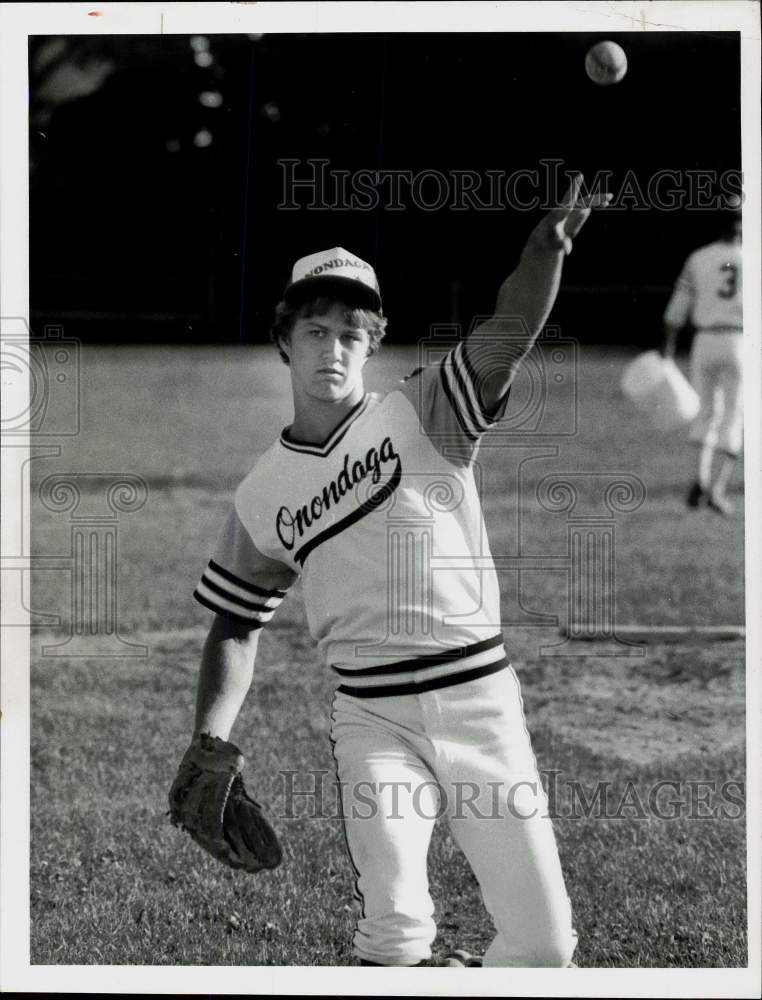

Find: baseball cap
[284,247,382,312]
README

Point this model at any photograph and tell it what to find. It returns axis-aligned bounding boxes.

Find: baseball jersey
[663,240,743,331]
[194,341,512,697]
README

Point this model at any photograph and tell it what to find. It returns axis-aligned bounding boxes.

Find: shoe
[442,949,483,967]
[707,492,734,516]
[686,482,708,508]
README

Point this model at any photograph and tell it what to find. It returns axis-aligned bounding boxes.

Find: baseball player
[662,203,743,515]
[180,175,608,967]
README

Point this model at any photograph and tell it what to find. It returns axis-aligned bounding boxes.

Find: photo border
[1,2,760,996]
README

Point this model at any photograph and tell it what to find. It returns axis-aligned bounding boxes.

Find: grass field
[29,343,747,967]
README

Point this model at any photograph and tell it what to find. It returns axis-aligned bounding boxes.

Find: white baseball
[585,41,628,86]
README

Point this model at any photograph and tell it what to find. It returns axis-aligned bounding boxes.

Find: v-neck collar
[280,394,370,457]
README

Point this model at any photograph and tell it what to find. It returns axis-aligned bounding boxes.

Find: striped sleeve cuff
[439,340,505,442]
[193,559,288,626]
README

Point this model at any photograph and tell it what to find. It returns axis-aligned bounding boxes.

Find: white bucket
[620,351,700,430]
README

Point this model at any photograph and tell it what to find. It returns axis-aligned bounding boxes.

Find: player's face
[286,303,371,405]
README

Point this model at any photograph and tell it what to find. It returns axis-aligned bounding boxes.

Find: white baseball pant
[329,664,577,967]
[689,331,744,456]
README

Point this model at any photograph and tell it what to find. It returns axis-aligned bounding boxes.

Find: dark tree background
[29,32,741,347]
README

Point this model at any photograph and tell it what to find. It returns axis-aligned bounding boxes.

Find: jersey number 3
[717,263,738,299]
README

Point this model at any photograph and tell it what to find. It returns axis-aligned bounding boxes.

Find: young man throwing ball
[173,175,608,967]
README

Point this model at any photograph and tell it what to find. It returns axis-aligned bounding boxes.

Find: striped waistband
[332,634,508,698]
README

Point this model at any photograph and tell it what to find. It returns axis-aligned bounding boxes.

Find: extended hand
[531,173,612,255]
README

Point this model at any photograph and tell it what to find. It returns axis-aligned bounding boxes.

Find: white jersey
[663,240,743,332]
[194,342,512,696]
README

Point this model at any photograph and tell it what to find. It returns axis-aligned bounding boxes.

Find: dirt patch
[516,640,746,765]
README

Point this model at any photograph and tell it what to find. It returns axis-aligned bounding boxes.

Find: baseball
[585,41,628,86]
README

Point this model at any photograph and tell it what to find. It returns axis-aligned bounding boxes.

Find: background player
[179,175,609,967]
[662,201,743,514]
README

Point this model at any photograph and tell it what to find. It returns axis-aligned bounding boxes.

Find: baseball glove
[168,733,282,874]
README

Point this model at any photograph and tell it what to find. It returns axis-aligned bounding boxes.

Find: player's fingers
[578,191,613,210]
[563,190,611,223]
[547,172,584,221]
[550,184,611,223]
[563,191,612,238]
[562,172,584,209]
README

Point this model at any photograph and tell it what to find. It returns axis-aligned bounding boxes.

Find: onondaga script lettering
[276,436,400,551]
